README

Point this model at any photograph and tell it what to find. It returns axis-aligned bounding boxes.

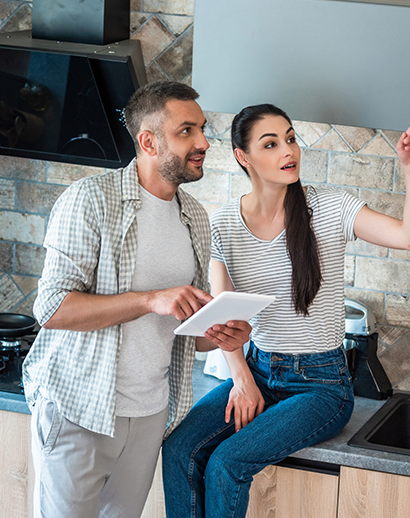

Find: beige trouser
[31,393,168,518]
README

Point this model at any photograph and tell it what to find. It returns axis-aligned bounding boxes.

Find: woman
[162,104,410,518]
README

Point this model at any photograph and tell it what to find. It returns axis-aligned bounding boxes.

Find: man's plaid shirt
[23,159,211,437]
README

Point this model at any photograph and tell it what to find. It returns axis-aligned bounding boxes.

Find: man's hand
[148,285,212,320]
[43,286,212,332]
[204,320,252,352]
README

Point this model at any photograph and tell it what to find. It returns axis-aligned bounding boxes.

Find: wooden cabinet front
[0,410,34,518]
[141,451,166,518]
[338,466,410,518]
[247,464,339,518]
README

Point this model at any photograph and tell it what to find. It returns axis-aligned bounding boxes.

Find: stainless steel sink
[348,392,410,456]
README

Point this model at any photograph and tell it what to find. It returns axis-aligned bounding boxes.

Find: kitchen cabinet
[141,452,166,518]
[0,410,34,518]
[246,464,338,518]
[338,466,410,518]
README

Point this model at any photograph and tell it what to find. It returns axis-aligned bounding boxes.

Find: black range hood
[0,0,147,169]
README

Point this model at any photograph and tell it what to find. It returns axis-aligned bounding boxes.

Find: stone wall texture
[0,0,410,389]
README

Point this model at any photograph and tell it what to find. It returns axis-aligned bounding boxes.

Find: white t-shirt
[115,186,195,417]
[211,186,365,354]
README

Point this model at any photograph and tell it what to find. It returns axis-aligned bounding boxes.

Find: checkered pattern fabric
[23,159,211,437]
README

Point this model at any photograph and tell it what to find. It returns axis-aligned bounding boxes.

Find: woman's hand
[397,128,410,170]
[204,320,252,352]
[225,378,265,433]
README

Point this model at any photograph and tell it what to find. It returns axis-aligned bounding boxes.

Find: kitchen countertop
[0,391,30,414]
[288,396,410,477]
[1,364,408,477]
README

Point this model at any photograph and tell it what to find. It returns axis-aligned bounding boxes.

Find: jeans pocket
[299,362,344,385]
[35,395,63,455]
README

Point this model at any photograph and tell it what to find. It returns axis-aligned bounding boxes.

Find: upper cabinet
[193,0,410,131]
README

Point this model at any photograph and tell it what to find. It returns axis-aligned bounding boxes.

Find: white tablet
[174,291,276,337]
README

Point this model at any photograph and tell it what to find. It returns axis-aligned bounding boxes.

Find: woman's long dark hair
[231,104,322,316]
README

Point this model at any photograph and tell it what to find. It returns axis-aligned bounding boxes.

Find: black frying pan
[0,313,37,338]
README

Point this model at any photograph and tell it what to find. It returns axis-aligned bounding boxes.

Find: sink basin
[348,392,410,456]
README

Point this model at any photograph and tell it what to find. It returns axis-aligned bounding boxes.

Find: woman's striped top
[211,185,366,354]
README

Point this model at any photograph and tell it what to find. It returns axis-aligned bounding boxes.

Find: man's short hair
[124,81,200,153]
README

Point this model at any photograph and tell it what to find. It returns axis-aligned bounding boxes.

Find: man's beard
[157,148,205,186]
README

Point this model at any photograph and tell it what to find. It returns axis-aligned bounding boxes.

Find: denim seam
[188,421,235,518]
[297,359,345,368]
[255,359,345,368]
[228,482,242,518]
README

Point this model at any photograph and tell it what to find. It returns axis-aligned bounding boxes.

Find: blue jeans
[162,343,354,518]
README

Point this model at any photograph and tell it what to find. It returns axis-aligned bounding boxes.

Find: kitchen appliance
[343,298,392,400]
[0,313,37,395]
[0,0,147,168]
[32,0,130,46]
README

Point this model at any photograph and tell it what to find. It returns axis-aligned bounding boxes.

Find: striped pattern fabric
[211,186,365,354]
[23,159,211,438]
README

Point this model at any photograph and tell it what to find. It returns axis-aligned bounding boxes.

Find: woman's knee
[205,440,246,485]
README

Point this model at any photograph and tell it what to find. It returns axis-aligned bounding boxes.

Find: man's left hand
[204,320,252,352]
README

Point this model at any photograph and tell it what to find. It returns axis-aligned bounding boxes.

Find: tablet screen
[174,291,276,337]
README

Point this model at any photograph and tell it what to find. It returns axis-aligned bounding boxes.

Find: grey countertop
[288,396,410,477]
[0,391,30,414]
[1,362,409,477]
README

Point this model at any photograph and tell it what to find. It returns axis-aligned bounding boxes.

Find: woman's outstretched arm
[354,128,410,249]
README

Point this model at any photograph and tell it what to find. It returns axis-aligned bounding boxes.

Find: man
[23,81,251,518]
